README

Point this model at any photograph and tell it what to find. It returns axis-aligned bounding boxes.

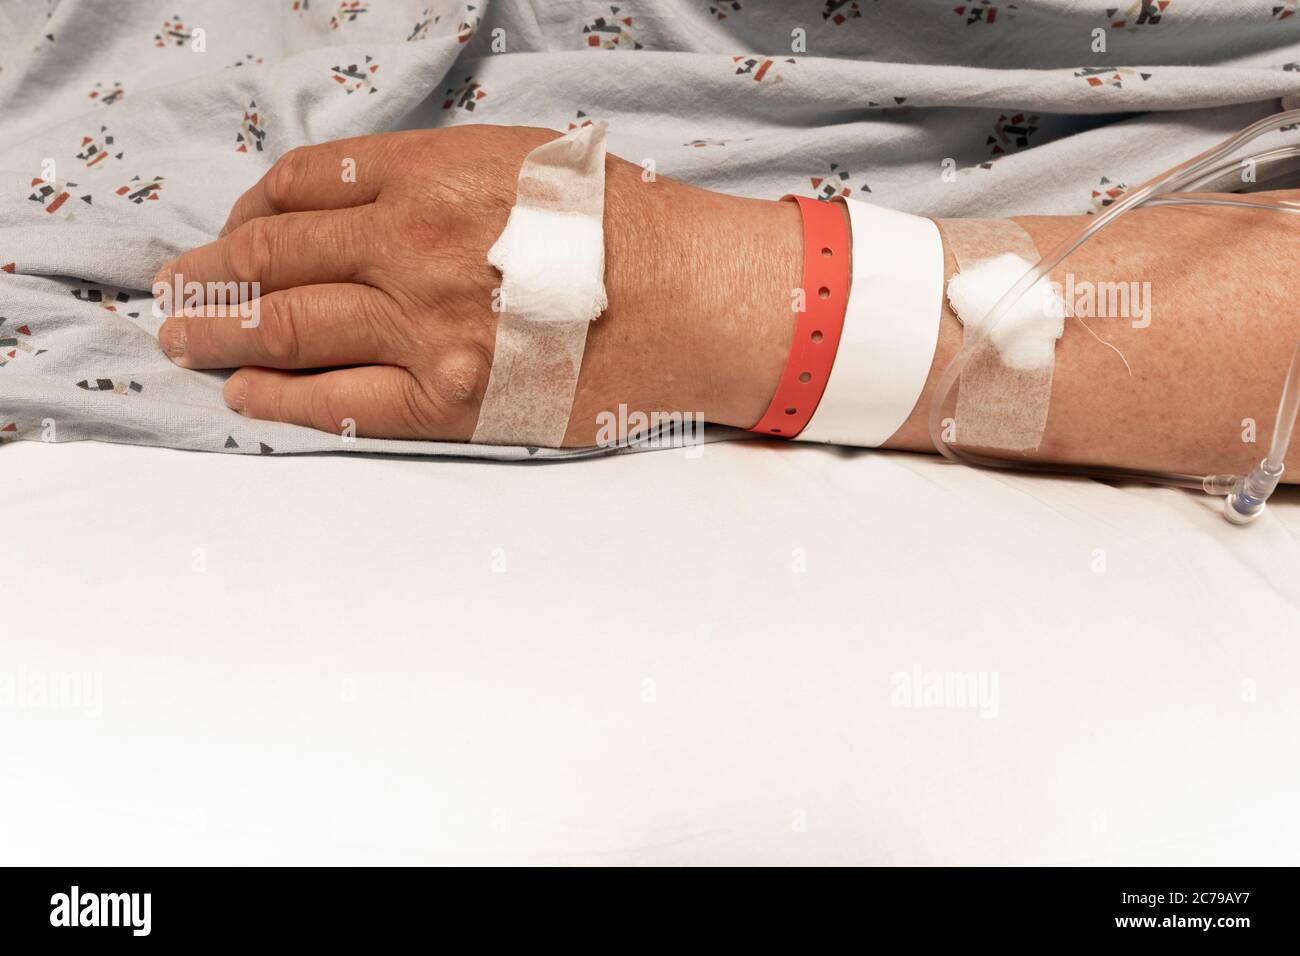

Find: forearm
[881,194,1300,481]
[528,168,1300,475]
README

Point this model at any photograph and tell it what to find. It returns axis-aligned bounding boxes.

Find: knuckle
[264,147,307,209]
[395,370,442,437]
[358,290,408,353]
[395,345,491,439]
[225,217,274,285]
[328,214,367,282]
[256,294,303,366]
[429,346,491,411]
[315,377,355,434]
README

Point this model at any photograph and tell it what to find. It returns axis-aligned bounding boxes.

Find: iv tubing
[926,110,1300,521]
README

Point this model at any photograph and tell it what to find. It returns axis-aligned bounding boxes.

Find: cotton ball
[946,252,1064,371]
[488,206,607,323]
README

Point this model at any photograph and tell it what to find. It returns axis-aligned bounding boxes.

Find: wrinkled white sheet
[4,438,1297,864]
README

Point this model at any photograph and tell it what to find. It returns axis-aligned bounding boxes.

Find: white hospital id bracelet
[795,199,944,448]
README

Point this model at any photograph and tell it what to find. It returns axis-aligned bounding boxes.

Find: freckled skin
[156,126,1300,478]
[886,197,1300,481]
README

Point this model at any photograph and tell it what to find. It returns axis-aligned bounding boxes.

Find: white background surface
[3,438,1299,865]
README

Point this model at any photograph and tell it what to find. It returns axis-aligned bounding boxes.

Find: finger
[220,138,387,237]
[224,365,445,440]
[158,207,375,301]
[158,284,398,370]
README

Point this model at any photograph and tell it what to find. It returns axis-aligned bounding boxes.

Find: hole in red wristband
[818,286,830,300]
[784,407,797,416]
[798,371,811,383]
[770,428,782,434]
[821,246,833,258]
[811,330,823,342]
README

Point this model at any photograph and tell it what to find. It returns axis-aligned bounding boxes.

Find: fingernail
[159,318,187,359]
[224,373,248,414]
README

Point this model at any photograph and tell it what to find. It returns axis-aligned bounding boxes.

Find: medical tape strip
[935,218,1061,453]
[471,122,609,447]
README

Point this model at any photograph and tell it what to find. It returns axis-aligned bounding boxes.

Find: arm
[153,125,1300,480]
[886,197,1300,482]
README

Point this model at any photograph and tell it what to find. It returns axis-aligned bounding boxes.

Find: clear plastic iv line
[927,109,1300,525]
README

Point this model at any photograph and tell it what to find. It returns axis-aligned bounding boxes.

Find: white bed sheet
[3,437,1299,865]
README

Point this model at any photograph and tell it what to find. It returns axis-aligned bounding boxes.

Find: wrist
[700,194,856,432]
[652,189,804,429]
[572,170,809,442]
[701,193,804,428]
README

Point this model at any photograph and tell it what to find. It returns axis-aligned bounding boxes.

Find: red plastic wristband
[749,195,850,438]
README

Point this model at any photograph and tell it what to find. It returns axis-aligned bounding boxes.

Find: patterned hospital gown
[0,0,1298,457]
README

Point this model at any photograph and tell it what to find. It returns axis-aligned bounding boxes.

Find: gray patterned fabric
[2,0,1299,457]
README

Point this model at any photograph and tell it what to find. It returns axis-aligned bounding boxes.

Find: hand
[154,125,803,446]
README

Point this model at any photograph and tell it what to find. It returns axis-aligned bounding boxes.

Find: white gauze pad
[936,219,1064,452]
[947,252,1064,371]
[471,122,608,447]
